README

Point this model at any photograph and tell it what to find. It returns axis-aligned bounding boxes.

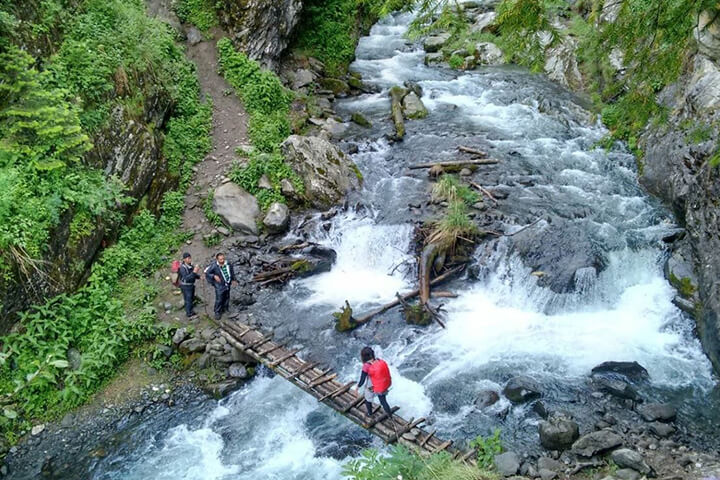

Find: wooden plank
[308,373,337,388]
[389,417,425,444]
[248,333,274,350]
[269,349,300,367]
[366,406,400,428]
[286,362,320,380]
[419,430,436,448]
[318,382,355,402]
[258,343,285,356]
[433,440,453,453]
[221,320,251,339]
[341,395,365,413]
[461,450,477,462]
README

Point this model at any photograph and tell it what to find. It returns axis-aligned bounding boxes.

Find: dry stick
[419,430,436,448]
[431,291,457,298]
[353,265,464,326]
[278,242,312,253]
[501,217,543,237]
[457,145,488,157]
[469,181,497,204]
[409,159,499,169]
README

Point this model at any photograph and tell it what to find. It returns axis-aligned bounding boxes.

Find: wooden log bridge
[218,319,476,463]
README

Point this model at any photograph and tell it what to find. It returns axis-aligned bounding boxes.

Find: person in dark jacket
[205,252,237,320]
[179,252,201,318]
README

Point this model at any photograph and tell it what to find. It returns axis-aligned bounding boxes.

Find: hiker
[179,252,201,319]
[205,252,237,320]
[357,346,393,424]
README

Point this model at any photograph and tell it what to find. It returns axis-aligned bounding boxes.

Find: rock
[423,33,451,53]
[60,413,74,428]
[539,469,557,480]
[231,347,256,363]
[538,457,564,473]
[615,469,640,480]
[281,135,361,208]
[196,353,211,369]
[217,226,230,236]
[637,403,676,423]
[263,202,290,234]
[460,168,472,176]
[156,345,173,358]
[591,361,649,382]
[539,414,579,451]
[213,182,260,235]
[207,379,238,398]
[533,400,549,419]
[172,328,188,345]
[320,78,350,95]
[424,52,445,65]
[280,178,296,198]
[544,37,583,91]
[649,422,675,438]
[215,0,303,68]
[470,12,497,34]
[696,10,720,61]
[610,448,653,475]
[228,363,250,379]
[402,91,428,119]
[503,376,542,403]
[389,86,407,139]
[351,112,372,127]
[571,430,623,457]
[593,377,641,401]
[403,80,423,97]
[186,27,202,45]
[475,390,500,409]
[67,348,82,371]
[293,69,315,89]
[31,424,45,436]
[257,174,272,189]
[476,42,504,65]
[179,338,206,354]
[494,451,520,476]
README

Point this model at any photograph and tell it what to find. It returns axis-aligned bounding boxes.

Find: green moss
[333,300,357,332]
[448,54,464,69]
[669,272,697,299]
[351,111,372,127]
[174,0,218,32]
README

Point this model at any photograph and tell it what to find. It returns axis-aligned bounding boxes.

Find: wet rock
[67,348,82,371]
[615,469,640,480]
[179,338,206,354]
[591,361,649,382]
[228,363,249,379]
[281,135,361,208]
[649,422,675,438]
[207,379,239,398]
[402,91,428,119]
[351,112,372,128]
[60,413,74,428]
[637,403,676,423]
[320,78,350,96]
[539,414,579,451]
[503,375,542,403]
[423,33,451,53]
[172,328,188,345]
[538,457,565,473]
[263,202,290,234]
[186,27,202,45]
[424,52,445,65]
[610,448,653,475]
[389,86,407,139]
[213,182,260,235]
[475,390,500,409]
[494,451,521,476]
[571,430,623,457]
[403,80,423,97]
[544,37,583,91]
[476,42,504,65]
[593,377,641,401]
[470,11,497,34]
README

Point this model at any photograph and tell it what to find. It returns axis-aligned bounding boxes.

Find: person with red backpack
[178,252,201,318]
[357,346,393,424]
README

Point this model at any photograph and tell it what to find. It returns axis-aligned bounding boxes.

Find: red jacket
[363,359,392,393]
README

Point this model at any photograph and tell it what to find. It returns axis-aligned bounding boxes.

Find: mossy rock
[333,301,358,332]
[320,78,350,95]
[403,304,432,326]
[351,111,372,127]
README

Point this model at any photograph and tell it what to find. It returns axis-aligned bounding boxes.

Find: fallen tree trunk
[419,243,439,306]
[409,159,498,170]
[351,265,464,327]
[457,146,487,157]
[390,86,406,140]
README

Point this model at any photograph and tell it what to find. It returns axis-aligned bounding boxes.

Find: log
[419,429,436,448]
[318,382,355,402]
[286,361,320,380]
[269,349,301,367]
[353,265,464,326]
[409,159,498,170]
[419,243,439,306]
[248,333,274,350]
[387,417,425,444]
[458,145,487,157]
[431,291,457,298]
[366,406,401,428]
[341,395,366,413]
[433,440,453,453]
[469,181,497,204]
[308,373,337,388]
[389,86,406,140]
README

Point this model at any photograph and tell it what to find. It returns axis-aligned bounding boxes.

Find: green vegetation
[203,189,225,227]
[343,445,496,480]
[0,0,211,442]
[428,201,479,251]
[432,175,480,205]
[174,0,218,32]
[217,38,304,209]
[470,429,503,469]
[669,272,697,299]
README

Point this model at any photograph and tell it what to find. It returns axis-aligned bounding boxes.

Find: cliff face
[639,16,720,373]
[216,0,304,68]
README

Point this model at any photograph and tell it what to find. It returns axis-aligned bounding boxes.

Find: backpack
[170,260,181,287]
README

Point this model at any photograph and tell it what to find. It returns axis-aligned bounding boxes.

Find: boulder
[476,42,504,65]
[637,403,676,423]
[281,135,361,208]
[503,376,542,403]
[423,33,451,53]
[172,327,188,345]
[539,469,557,480]
[186,27,202,46]
[610,449,653,475]
[538,457,565,473]
[471,12,497,34]
[696,10,720,61]
[293,69,315,89]
[615,469,641,480]
[228,363,250,379]
[593,377,641,401]
[571,430,623,457]
[207,379,238,398]
[402,91,428,119]
[544,37,583,91]
[649,422,675,438]
[351,112,372,127]
[475,390,500,409]
[213,183,260,235]
[591,361,649,382]
[494,451,520,476]
[389,86,407,139]
[539,414,579,451]
[179,338,206,354]
[320,77,350,95]
[263,202,290,234]
[424,52,445,65]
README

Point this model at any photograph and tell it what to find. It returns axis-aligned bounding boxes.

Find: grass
[428,201,479,251]
[432,175,479,205]
[174,0,218,32]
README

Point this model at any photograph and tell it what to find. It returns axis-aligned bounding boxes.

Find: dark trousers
[180,285,195,316]
[365,394,392,417]
[213,284,230,317]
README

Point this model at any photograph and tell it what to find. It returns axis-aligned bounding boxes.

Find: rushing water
[61,11,720,480]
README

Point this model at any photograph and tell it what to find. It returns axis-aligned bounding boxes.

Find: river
[55,10,720,480]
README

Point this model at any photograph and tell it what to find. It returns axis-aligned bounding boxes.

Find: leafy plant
[432,175,479,205]
[174,0,218,32]
[203,189,225,227]
[428,200,479,251]
[470,429,503,469]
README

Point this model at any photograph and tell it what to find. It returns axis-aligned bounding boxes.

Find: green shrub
[174,0,218,31]
[203,189,225,227]
[432,175,479,206]
[470,429,503,469]
[428,200,479,251]
[229,152,304,210]
[449,54,465,69]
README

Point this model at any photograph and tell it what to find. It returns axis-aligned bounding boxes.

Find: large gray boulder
[281,135,360,209]
[476,42,504,65]
[544,37,583,91]
[591,361,649,381]
[571,430,623,457]
[213,183,260,235]
[503,375,542,403]
[494,451,520,476]
[539,414,579,451]
[637,403,676,423]
[611,449,653,475]
[263,202,290,234]
[423,33,451,53]
[402,91,428,119]
[696,10,720,61]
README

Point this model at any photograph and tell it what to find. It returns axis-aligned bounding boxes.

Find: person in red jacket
[357,346,393,422]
